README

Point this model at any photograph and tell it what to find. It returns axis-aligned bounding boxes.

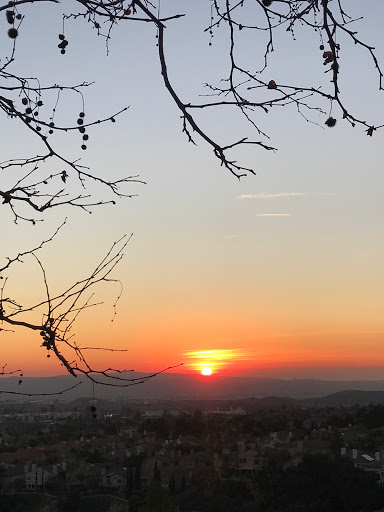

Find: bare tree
[0,1,382,389]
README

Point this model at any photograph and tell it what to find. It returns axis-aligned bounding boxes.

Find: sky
[0,1,384,382]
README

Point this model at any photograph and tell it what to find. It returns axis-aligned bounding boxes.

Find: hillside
[3,373,384,403]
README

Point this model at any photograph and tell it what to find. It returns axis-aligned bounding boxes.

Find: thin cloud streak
[239,192,305,199]
[256,213,291,217]
[184,349,253,360]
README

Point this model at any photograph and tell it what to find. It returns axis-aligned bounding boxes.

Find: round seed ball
[8,28,18,39]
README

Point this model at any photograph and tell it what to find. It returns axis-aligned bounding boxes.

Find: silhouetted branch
[0,233,134,381]
[1,1,382,186]
[0,220,66,274]
[0,380,83,397]
[0,363,22,376]
[71,363,184,387]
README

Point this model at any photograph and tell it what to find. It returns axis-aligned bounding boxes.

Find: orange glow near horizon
[3,322,384,380]
[183,349,254,374]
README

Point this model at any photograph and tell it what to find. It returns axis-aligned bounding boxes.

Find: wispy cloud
[239,192,304,199]
[183,349,253,372]
[184,349,252,360]
[256,213,291,217]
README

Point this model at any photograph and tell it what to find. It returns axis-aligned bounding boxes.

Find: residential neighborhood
[2,398,384,510]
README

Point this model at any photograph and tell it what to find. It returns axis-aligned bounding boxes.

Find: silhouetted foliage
[257,453,384,512]
[142,479,178,512]
[357,405,384,429]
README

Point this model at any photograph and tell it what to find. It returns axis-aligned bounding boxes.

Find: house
[100,470,125,495]
[361,460,384,485]
[234,449,264,479]
[24,463,54,491]
[342,448,384,485]
[239,449,263,471]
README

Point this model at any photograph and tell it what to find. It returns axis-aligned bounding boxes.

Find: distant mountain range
[302,389,384,407]
[3,372,384,405]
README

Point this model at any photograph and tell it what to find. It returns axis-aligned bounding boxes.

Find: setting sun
[201,367,212,376]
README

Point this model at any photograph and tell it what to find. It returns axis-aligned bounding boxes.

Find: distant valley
[3,372,384,406]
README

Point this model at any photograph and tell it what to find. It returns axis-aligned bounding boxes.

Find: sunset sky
[1,1,383,382]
